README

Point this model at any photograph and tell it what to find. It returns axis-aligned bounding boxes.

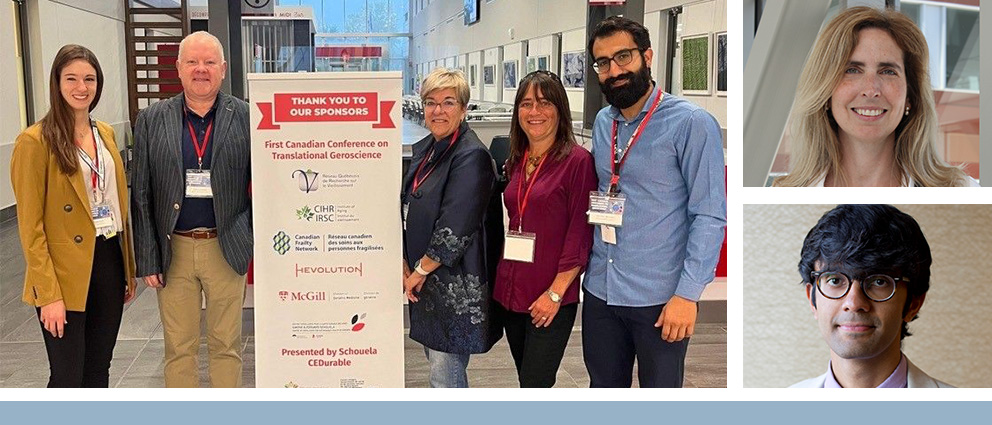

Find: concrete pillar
[743,0,831,186]
[583,0,645,130]
[982,3,989,186]
[208,0,244,99]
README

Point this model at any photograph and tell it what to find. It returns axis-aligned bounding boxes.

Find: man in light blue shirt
[582,16,726,388]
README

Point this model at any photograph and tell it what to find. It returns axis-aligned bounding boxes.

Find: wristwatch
[546,289,562,303]
[413,260,430,276]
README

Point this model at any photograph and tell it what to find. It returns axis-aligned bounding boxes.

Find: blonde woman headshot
[775,7,976,187]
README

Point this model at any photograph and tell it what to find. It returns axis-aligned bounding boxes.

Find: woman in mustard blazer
[10,45,135,387]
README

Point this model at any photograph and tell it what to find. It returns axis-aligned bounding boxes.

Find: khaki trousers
[158,235,245,388]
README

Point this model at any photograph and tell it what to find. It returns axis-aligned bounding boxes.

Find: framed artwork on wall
[561,51,584,88]
[537,55,549,71]
[470,64,477,86]
[527,57,537,74]
[681,34,710,95]
[503,60,517,89]
[483,65,495,85]
[717,32,727,95]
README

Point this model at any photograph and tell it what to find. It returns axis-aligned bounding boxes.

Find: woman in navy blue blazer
[401,68,500,388]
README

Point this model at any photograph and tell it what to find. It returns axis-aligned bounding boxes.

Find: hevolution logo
[351,313,367,332]
[273,231,291,255]
[294,262,363,277]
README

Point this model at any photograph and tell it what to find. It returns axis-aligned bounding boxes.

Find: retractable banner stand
[248,72,404,388]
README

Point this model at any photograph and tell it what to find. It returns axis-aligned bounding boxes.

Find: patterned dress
[402,122,501,354]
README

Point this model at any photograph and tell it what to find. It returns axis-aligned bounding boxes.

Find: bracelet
[414,260,430,276]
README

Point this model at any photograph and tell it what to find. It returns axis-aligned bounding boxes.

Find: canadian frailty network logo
[272,231,291,255]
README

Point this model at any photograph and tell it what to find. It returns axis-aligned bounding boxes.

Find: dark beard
[599,64,652,110]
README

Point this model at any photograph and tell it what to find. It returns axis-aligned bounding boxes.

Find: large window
[901,1,979,92]
[314,36,409,73]
[282,0,409,33]
[281,0,412,92]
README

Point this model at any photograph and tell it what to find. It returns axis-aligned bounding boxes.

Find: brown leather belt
[173,228,218,239]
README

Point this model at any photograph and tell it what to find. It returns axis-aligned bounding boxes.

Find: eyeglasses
[592,48,643,74]
[810,271,909,302]
[423,99,460,112]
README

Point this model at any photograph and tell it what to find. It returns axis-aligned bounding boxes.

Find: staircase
[123,0,190,125]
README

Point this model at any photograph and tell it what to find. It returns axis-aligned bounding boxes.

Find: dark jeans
[581,290,689,388]
[497,302,577,388]
[37,235,125,388]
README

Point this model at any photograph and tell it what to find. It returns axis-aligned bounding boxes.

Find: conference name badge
[91,203,116,238]
[587,191,625,227]
[185,169,213,198]
[504,230,536,263]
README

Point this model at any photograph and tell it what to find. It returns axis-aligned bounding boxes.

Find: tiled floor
[0,119,726,388]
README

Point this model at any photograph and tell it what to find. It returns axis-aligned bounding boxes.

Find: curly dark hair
[799,204,931,339]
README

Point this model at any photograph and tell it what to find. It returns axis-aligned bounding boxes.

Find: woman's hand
[403,272,427,303]
[528,293,560,328]
[124,281,136,304]
[40,300,67,338]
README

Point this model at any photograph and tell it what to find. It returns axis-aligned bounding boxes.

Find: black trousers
[581,290,689,388]
[37,235,125,388]
[497,302,577,388]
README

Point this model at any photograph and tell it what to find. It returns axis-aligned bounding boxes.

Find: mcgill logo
[279,291,327,302]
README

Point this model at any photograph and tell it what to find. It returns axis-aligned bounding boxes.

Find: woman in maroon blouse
[493,70,597,387]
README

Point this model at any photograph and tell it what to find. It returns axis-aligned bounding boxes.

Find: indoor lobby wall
[646,0,728,129]
[412,0,728,129]
[411,0,586,106]
[3,0,129,212]
[24,0,130,137]
[1,2,24,211]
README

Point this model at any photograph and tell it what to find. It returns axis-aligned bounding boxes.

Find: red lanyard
[411,127,460,194]
[610,90,663,193]
[515,149,549,232]
[89,126,99,192]
[77,124,102,196]
[185,111,214,170]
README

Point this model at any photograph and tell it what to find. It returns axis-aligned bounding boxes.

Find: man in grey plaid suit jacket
[131,31,252,388]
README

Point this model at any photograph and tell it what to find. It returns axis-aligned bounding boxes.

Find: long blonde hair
[776,7,967,187]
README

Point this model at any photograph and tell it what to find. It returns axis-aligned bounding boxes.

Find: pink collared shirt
[824,354,909,388]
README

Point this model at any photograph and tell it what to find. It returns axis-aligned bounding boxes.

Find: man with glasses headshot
[581,16,726,388]
[792,204,953,388]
